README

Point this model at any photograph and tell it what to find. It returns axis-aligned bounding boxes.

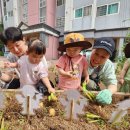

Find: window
[4,15,7,21]
[23,0,28,23]
[23,0,27,3]
[40,33,49,47]
[108,3,118,14]
[97,5,107,16]
[57,0,65,6]
[75,8,83,18]
[40,17,46,23]
[56,17,65,27]
[40,0,46,7]
[83,5,92,16]
[3,1,7,16]
[8,10,13,17]
[39,0,46,23]
[97,3,119,17]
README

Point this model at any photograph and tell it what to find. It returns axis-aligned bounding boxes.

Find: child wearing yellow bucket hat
[56,33,92,90]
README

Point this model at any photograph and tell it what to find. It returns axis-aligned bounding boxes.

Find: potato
[39,102,43,108]
[49,108,56,116]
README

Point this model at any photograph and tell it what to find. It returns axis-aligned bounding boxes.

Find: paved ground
[0,56,7,61]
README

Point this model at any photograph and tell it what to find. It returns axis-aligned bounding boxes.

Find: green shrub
[0,51,4,56]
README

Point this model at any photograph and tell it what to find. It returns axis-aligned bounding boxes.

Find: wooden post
[70,99,74,121]
[55,90,64,93]
[27,96,30,120]
[0,89,21,93]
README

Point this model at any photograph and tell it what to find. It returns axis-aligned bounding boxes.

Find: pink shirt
[18,55,48,87]
[56,54,87,90]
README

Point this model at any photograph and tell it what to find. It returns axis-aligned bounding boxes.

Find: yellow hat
[58,33,92,52]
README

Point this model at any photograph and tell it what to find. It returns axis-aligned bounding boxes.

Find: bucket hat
[58,33,92,52]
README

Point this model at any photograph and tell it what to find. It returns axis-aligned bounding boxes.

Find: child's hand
[119,78,124,85]
[66,71,74,78]
[66,71,77,79]
[48,87,55,93]
[85,76,90,84]
[78,86,83,91]
[4,61,12,68]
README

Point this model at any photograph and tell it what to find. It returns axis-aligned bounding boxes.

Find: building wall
[0,0,2,23]
[65,0,130,32]
[45,0,59,60]
[65,0,73,32]
[46,36,59,60]
[1,0,59,60]
[95,0,130,30]
[71,0,94,31]
[2,0,20,28]
[63,0,130,58]
[28,0,39,25]
[46,0,56,28]
[56,1,65,34]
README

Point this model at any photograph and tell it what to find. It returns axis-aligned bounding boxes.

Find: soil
[0,60,130,130]
[0,91,130,130]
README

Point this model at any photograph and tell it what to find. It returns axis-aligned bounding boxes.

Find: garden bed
[0,90,130,130]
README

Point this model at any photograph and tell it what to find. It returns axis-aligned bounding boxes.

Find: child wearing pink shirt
[5,39,55,94]
[56,33,92,90]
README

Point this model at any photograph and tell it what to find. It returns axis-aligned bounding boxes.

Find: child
[119,58,130,92]
[0,27,48,89]
[5,39,55,94]
[56,33,92,90]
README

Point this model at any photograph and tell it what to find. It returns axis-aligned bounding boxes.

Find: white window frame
[56,17,65,27]
[3,1,7,16]
[57,0,65,6]
[74,5,92,19]
[40,33,49,47]
[107,2,120,16]
[39,0,46,23]
[74,7,83,19]
[83,5,92,17]
[23,0,27,3]
[97,5,107,17]
[23,0,28,23]
[97,2,120,17]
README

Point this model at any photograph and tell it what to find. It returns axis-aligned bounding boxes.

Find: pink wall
[27,0,59,60]
[46,0,56,28]
[45,36,59,60]
[44,0,59,60]
[28,0,39,25]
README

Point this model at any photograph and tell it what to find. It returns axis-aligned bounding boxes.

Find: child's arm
[82,58,89,84]
[0,71,13,82]
[119,60,130,85]
[41,77,55,93]
[82,67,89,84]
[4,61,18,68]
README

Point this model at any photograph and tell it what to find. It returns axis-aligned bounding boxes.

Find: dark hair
[28,39,46,55]
[0,27,23,45]
[124,42,130,58]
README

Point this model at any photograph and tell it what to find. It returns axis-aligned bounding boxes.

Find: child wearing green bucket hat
[56,33,92,90]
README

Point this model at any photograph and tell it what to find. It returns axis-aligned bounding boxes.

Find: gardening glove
[96,89,112,105]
